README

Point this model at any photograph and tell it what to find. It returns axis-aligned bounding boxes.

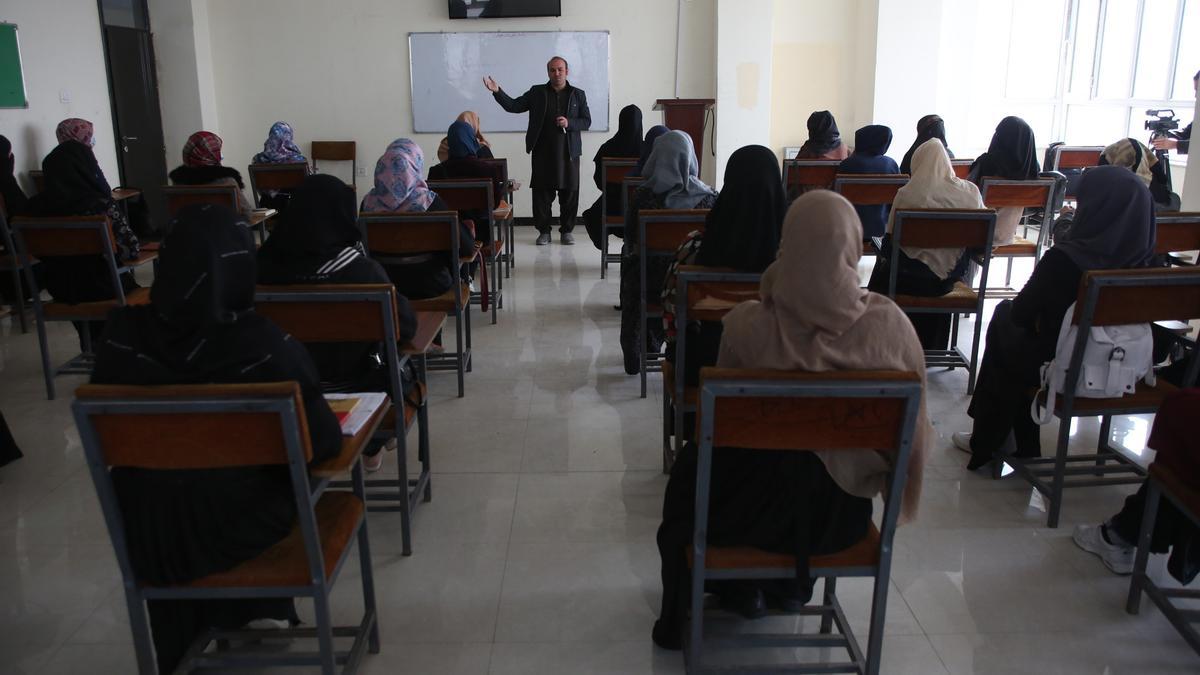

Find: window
[964,0,1195,156]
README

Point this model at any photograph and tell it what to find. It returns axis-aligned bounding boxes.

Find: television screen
[448,0,562,19]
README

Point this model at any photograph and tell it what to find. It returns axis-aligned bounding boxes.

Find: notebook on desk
[324,392,388,436]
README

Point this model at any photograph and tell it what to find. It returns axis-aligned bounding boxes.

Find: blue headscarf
[253,121,306,164]
[446,120,481,160]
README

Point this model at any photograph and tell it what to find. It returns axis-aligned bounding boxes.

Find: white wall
[714,0,773,185]
[183,0,716,216]
[0,0,119,194]
[768,0,877,163]
[148,0,219,166]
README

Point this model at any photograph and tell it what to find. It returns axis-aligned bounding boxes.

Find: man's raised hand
[483,76,500,93]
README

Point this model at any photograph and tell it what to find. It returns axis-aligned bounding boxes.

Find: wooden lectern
[653,98,715,170]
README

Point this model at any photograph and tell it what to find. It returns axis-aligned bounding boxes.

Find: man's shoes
[1073,524,1135,575]
[560,232,575,245]
[535,232,552,246]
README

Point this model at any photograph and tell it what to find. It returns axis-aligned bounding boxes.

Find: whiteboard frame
[407,30,611,133]
[0,22,29,110]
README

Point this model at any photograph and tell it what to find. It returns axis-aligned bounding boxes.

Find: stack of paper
[323,392,388,436]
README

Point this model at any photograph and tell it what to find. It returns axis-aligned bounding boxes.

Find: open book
[323,392,388,436]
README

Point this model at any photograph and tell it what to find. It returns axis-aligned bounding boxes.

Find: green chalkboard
[0,23,28,108]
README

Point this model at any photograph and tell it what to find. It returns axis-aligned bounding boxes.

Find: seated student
[360,138,475,300]
[661,144,783,385]
[427,120,506,245]
[168,131,253,216]
[838,124,899,240]
[632,125,670,177]
[26,121,140,350]
[0,134,29,215]
[436,111,494,163]
[652,190,931,650]
[1099,137,1180,212]
[0,410,20,467]
[582,104,643,250]
[1074,388,1200,581]
[620,130,717,375]
[868,138,985,350]
[967,116,1040,245]
[259,174,416,472]
[89,204,342,674]
[796,110,850,160]
[953,166,1156,470]
[251,121,310,211]
[899,114,954,175]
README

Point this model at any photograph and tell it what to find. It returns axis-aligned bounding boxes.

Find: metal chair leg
[1048,418,1073,528]
[820,577,837,634]
[1126,480,1160,615]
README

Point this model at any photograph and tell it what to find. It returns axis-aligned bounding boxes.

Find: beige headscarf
[888,138,986,279]
[1101,138,1157,187]
[437,111,491,162]
[718,190,931,522]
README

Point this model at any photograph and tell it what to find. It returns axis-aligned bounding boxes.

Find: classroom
[2,0,1200,673]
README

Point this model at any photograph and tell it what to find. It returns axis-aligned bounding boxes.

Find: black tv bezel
[448,0,562,20]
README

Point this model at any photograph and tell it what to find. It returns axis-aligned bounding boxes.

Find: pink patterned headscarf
[56,118,95,147]
[360,139,437,213]
[182,131,223,167]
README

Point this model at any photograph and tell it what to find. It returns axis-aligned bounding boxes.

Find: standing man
[484,56,591,245]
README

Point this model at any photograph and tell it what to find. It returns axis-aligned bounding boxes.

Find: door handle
[122,136,139,141]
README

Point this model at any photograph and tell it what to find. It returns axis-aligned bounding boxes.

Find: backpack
[1031,301,1155,425]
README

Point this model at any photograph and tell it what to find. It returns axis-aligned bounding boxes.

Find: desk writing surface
[310,398,389,478]
[111,188,141,201]
[403,311,446,355]
[248,209,277,226]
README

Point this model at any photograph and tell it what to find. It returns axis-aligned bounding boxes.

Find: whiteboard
[408,31,609,134]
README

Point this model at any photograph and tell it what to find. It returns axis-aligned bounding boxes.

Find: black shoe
[966,452,993,472]
[535,232,551,246]
[718,584,768,620]
[651,618,682,651]
[560,232,575,245]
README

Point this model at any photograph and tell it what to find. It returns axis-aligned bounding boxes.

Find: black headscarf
[635,125,670,176]
[852,125,893,157]
[968,116,1039,184]
[1054,165,1156,271]
[0,135,28,216]
[696,145,784,272]
[900,114,952,174]
[799,111,843,155]
[36,140,112,215]
[257,174,360,273]
[593,104,644,189]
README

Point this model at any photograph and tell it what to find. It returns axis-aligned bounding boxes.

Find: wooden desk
[492,206,513,221]
[248,208,278,240]
[111,188,141,201]
[403,311,446,356]
[310,398,390,479]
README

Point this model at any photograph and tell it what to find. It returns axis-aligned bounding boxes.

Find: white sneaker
[244,618,290,631]
[363,452,384,473]
[951,431,972,454]
[1072,524,1135,575]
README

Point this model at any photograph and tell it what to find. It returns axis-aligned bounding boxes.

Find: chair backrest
[1072,267,1200,328]
[602,157,638,185]
[11,214,117,257]
[833,175,910,206]
[248,162,309,199]
[478,158,509,184]
[0,194,15,258]
[678,266,762,322]
[692,368,922,558]
[29,170,44,194]
[254,284,405,398]
[162,184,241,219]
[73,381,311,470]
[950,159,974,179]
[891,208,997,249]
[1154,212,1200,257]
[622,175,647,218]
[980,177,1055,211]
[1049,145,1104,171]
[638,209,709,254]
[311,141,356,163]
[359,210,460,260]
[783,159,840,192]
[427,178,494,212]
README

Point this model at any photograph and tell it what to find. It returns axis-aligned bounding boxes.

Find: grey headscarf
[639,130,716,209]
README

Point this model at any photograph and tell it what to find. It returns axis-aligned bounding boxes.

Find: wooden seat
[662,267,761,470]
[360,210,471,397]
[992,235,1037,257]
[72,381,381,673]
[1155,212,1200,265]
[884,209,997,393]
[428,179,504,323]
[1010,266,1200,528]
[248,162,309,207]
[696,523,881,571]
[254,284,435,555]
[11,214,158,399]
[685,369,922,674]
[636,208,709,398]
[599,158,638,279]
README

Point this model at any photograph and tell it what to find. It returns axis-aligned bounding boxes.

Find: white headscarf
[1101,138,1157,187]
[640,130,716,209]
[719,190,932,523]
[888,138,986,278]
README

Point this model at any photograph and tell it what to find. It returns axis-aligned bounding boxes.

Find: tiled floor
[1,238,1196,674]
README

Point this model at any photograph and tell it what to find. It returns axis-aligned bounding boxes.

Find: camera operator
[1150,70,1197,155]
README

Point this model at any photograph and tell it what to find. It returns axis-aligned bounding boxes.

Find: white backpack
[1031,302,1155,425]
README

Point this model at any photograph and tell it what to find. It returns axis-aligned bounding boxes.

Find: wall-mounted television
[448,0,562,19]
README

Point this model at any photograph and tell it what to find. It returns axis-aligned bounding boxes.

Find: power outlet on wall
[357,167,367,177]
[59,90,71,103]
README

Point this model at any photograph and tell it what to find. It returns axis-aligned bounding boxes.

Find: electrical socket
[59,90,71,103]
[356,167,367,177]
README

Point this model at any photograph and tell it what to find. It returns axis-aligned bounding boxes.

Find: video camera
[1145,109,1180,137]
